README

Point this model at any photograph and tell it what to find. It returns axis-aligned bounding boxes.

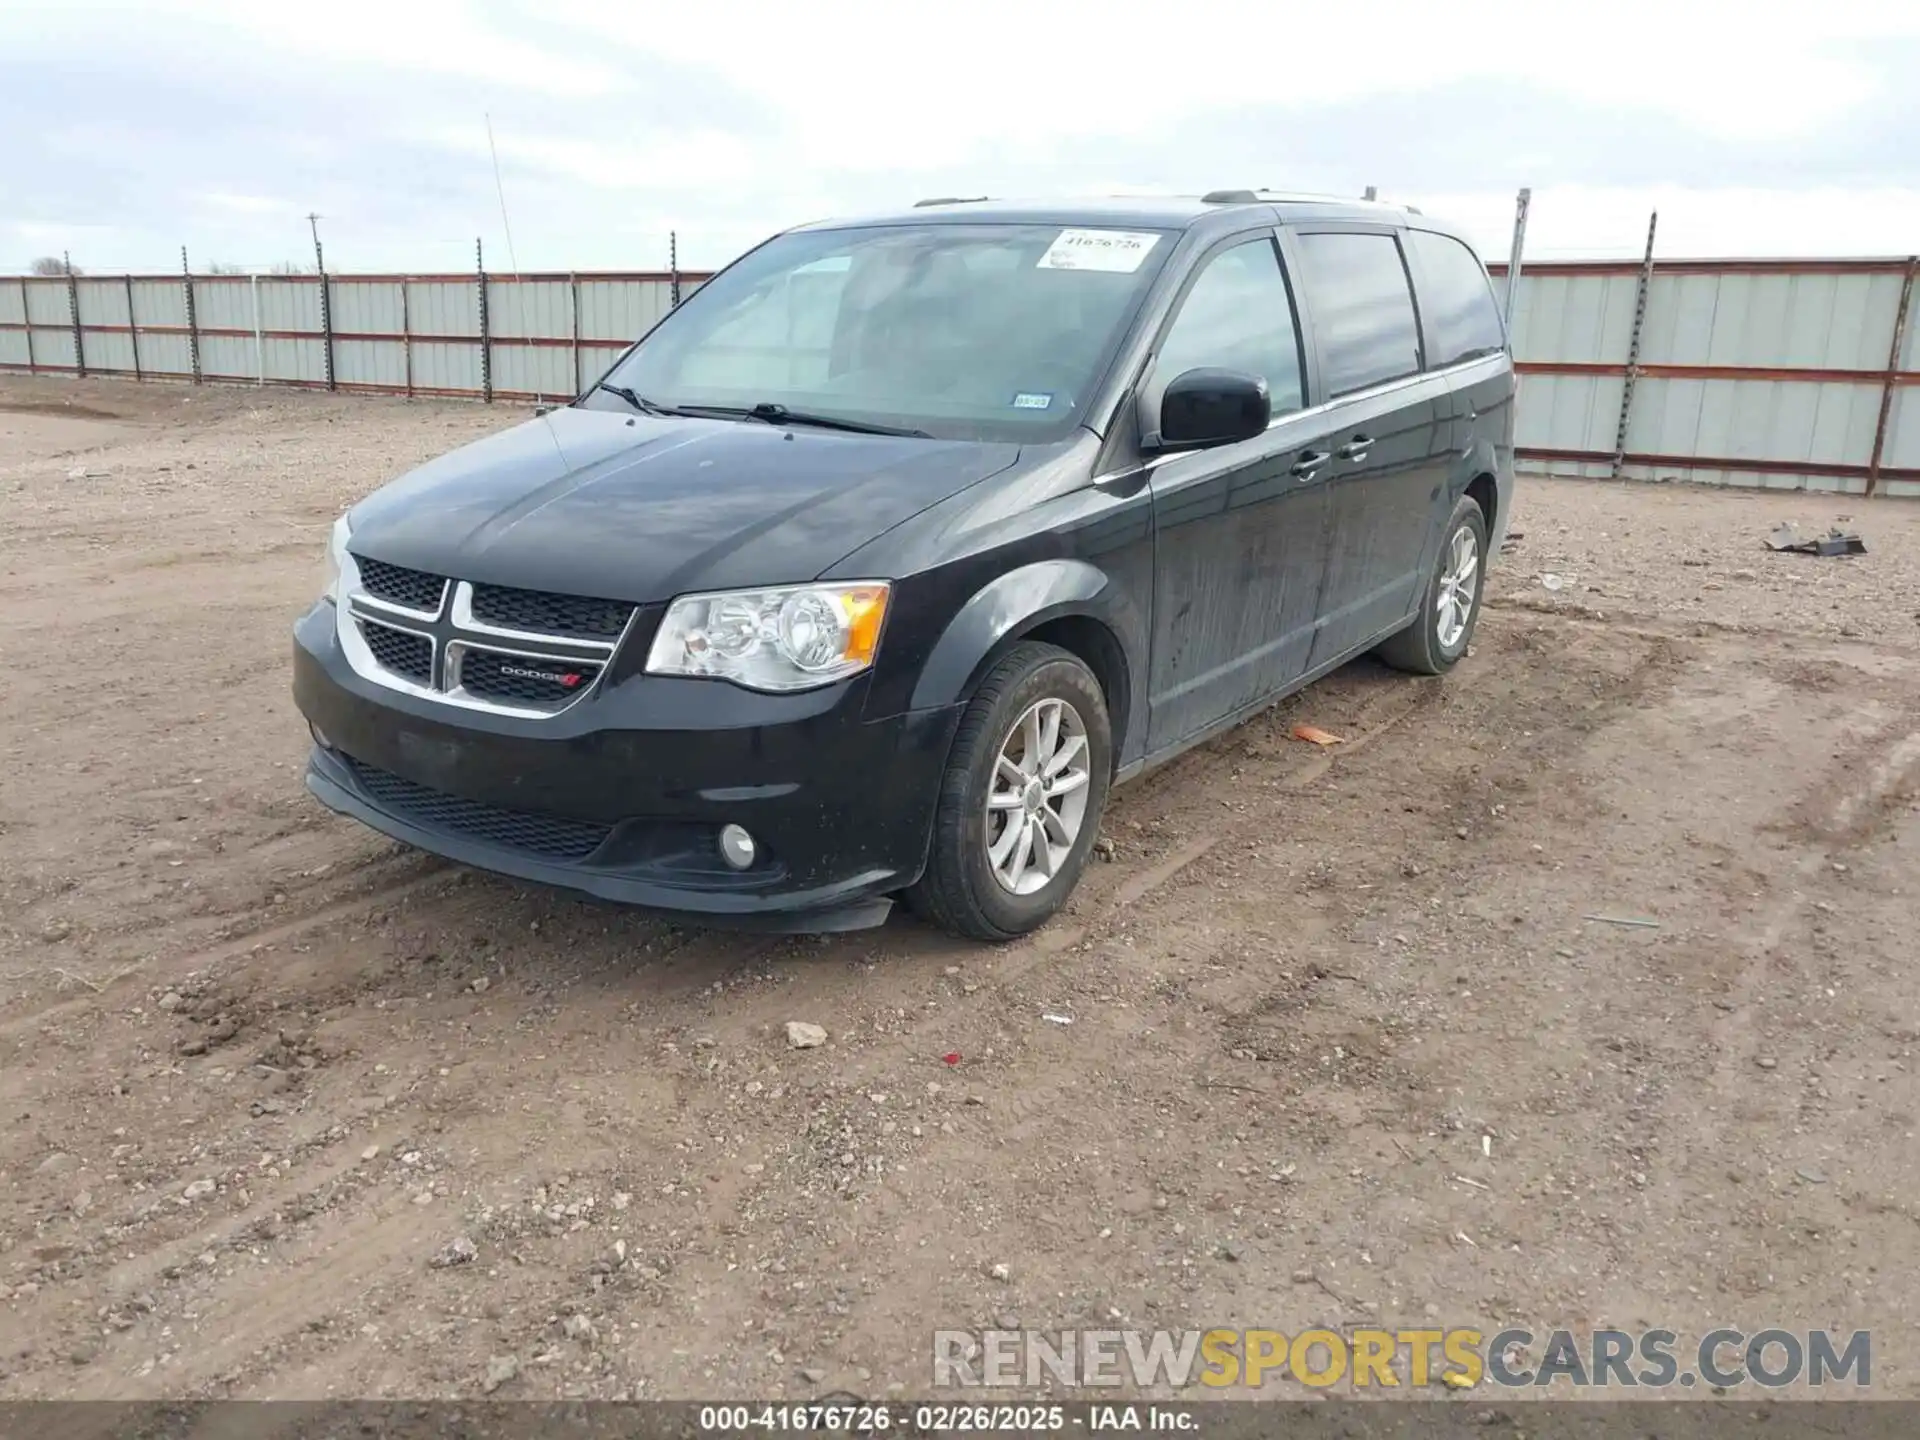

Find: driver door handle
[1290,449,1330,480]
[1336,434,1374,462]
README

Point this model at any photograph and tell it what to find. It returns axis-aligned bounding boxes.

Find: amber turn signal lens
[840,585,890,665]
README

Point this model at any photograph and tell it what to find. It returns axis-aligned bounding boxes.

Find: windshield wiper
[681,401,931,439]
[592,381,684,418]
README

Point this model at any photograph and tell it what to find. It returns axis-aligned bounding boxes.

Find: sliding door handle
[1290,450,1330,480]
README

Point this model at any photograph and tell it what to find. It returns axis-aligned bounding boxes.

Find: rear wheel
[906,642,1112,941]
[1376,495,1488,676]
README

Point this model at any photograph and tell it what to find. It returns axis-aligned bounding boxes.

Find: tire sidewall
[1428,501,1489,669]
[956,656,1111,934]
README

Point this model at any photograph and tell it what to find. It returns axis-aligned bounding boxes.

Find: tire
[1376,495,1489,677]
[906,641,1112,941]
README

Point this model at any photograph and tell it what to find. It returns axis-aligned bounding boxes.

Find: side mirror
[1155,368,1271,450]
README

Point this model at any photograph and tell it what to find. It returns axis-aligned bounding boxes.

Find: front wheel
[905,641,1112,941]
[1376,495,1489,676]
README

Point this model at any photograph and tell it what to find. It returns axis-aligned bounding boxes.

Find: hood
[345,406,1020,600]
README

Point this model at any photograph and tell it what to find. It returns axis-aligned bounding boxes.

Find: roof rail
[913,195,990,208]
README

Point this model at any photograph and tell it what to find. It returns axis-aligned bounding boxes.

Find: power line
[486,113,519,276]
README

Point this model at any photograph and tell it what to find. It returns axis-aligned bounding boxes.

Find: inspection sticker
[1035,229,1161,273]
[1011,392,1053,410]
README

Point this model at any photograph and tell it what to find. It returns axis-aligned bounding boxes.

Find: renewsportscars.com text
[932,1327,1871,1391]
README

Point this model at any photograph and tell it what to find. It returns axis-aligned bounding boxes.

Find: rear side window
[1292,232,1422,397]
[1154,237,1306,415]
[1405,229,1506,367]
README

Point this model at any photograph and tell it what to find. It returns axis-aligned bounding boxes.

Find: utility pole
[307,213,325,273]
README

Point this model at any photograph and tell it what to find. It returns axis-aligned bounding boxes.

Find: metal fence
[0,266,702,405]
[1491,255,1919,498]
[3,251,1916,498]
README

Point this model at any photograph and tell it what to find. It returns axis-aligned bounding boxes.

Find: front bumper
[291,602,961,931]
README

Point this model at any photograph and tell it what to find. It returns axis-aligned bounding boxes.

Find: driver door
[1143,232,1336,753]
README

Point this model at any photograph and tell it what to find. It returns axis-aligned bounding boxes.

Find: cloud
[3,0,1917,272]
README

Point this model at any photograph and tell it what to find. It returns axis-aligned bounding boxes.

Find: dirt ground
[2,374,1917,1403]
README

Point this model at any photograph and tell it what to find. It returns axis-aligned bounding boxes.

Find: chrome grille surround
[334,553,637,720]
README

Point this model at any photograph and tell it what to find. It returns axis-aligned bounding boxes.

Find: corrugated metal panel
[81,331,137,374]
[130,279,188,328]
[333,338,407,388]
[1509,272,1638,365]
[25,325,77,369]
[135,333,193,377]
[263,336,326,383]
[1627,377,1882,468]
[573,344,618,393]
[329,281,404,337]
[488,280,571,340]
[489,342,575,400]
[199,334,257,380]
[1882,389,1920,472]
[256,280,322,333]
[406,281,478,338]
[76,278,129,326]
[191,278,257,331]
[0,281,24,325]
[577,279,674,342]
[1617,460,1868,494]
[0,333,28,367]
[1901,270,1920,370]
[410,340,482,393]
[1513,372,1625,453]
[24,279,70,327]
[1638,271,1900,370]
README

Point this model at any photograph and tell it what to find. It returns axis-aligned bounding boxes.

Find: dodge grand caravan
[293,191,1515,940]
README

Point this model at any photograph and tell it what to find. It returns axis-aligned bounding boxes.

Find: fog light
[718,824,757,870]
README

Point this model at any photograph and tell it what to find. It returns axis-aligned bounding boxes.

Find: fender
[909,559,1123,712]
[1452,436,1502,512]
[1456,434,1515,555]
[1410,435,1504,582]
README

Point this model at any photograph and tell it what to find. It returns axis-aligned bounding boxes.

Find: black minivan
[293,191,1514,939]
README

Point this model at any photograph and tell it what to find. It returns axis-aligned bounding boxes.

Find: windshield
[594,222,1176,443]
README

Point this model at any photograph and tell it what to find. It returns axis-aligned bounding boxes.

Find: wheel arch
[908,560,1137,771]
[1465,470,1499,534]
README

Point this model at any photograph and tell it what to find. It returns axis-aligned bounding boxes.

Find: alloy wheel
[983,697,1092,895]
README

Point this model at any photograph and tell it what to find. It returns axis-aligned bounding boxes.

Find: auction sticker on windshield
[1036,229,1161,272]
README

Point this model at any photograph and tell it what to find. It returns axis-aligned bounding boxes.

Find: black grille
[469,583,634,640]
[359,619,432,682]
[341,757,612,862]
[356,558,447,613]
[459,649,603,706]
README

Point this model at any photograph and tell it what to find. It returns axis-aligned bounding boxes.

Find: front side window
[1293,231,1423,397]
[1405,229,1507,367]
[1154,237,1305,415]
[595,222,1176,442]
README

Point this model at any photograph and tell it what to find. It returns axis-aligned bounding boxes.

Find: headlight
[645,582,890,692]
[322,514,351,603]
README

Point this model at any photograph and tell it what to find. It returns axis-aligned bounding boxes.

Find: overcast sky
[5,0,1919,275]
